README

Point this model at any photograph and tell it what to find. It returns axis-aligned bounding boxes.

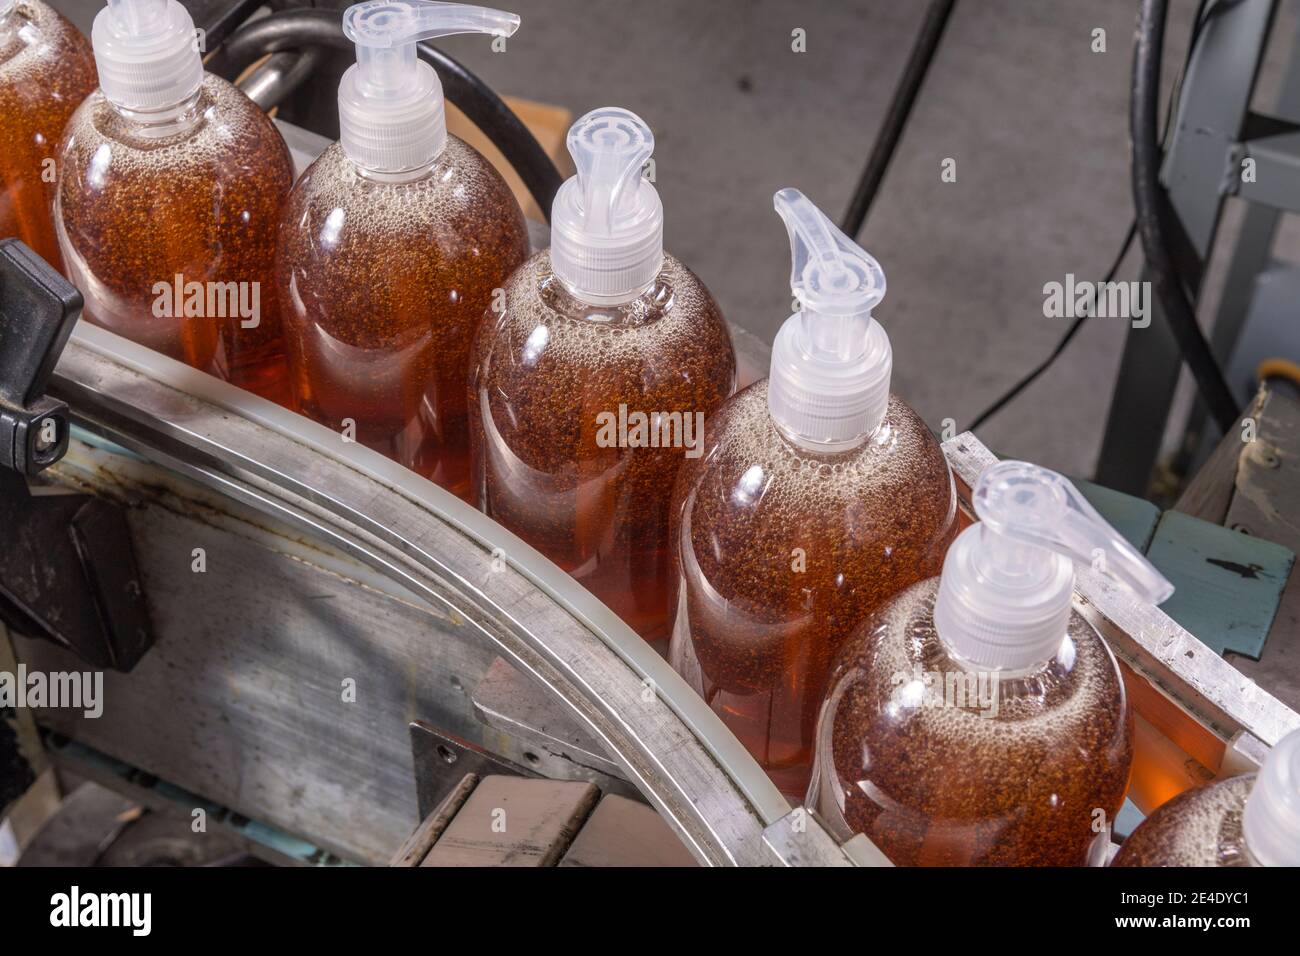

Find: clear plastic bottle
[1113,728,1300,867]
[278,1,528,498]
[809,460,1175,865]
[55,0,294,400]
[469,107,736,648]
[0,0,96,271]
[667,189,957,797]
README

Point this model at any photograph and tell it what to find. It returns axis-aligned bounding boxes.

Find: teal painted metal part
[1073,478,1162,552]
[43,733,357,866]
[1145,511,1295,660]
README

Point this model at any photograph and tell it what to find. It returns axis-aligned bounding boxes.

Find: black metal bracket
[0,240,79,476]
[0,240,154,671]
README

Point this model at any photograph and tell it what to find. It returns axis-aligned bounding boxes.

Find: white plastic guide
[549,107,665,304]
[339,0,519,174]
[934,460,1174,670]
[767,188,892,449]
[91,0,204,113]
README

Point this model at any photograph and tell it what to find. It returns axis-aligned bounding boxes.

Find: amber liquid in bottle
[1112,775,1255,867]
[469,251,737,650]
[279,138,528,500]
[56,74,294,401]
[810,578,1134,865]
[0,0,96,271]
[668,381,958,798]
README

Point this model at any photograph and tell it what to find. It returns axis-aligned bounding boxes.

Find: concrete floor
[51,0,1296,479]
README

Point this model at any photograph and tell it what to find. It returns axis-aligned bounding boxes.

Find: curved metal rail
[49,323,874,867]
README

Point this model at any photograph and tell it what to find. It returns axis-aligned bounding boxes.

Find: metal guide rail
[19,320,882,866]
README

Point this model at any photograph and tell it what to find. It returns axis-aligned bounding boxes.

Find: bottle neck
[556,272,657,308]
[108,86,204,139]
[773,415,877,455]
[351,152,439,185]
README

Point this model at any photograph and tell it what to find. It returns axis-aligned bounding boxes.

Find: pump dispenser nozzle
[767,189,891,449]
[1243,728,1300,866]
[91,0,205,113]
[549,107,664,303]
[933,461,1174,670]
[339,1,519,174]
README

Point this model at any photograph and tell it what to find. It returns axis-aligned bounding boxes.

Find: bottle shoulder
[291,138,525,223]
[679,380,955,527]
[0,1,95,97]
[474,249,736,381]
[60,74,292,178]
[1112,775,1255,867]
[824,578,1128,744]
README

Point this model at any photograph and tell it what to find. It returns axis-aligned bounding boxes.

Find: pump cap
[933,461,1174,670]
[549,107,664,303]
[91,0,204,113]
[766,188,891,448]
[339,1,519,173]
[1243,728,1300,866]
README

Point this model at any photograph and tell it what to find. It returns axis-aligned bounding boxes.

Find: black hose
[968,222,1137,433]
[1132,0,1239,431]
[840,0,957,238]
[207,8,563,222]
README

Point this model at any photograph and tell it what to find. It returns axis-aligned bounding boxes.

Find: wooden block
[559,794,697,867]
[1174,392,1264,525]
[389,773,478,867]
[446,97,575,223]
[1145,510,1294,659]
[421,775,598,867]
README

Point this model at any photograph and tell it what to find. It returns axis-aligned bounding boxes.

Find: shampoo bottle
[0,0,96,271]
[469,107,736,648]
[1113,727,1300,866]
[667,189,957,797]
[56,0,294,399]
[277,1,529,498]
[808,460,1174,865]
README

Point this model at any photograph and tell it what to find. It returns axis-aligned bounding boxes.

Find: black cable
[206,8,564,222]
[1131,0,1239,431]
[968,0,1219,432]
[840,0,958,238]
[968,221,1136,433]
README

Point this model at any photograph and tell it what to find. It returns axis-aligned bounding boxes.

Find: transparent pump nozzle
[91,0,205,113]
[1243,728,1300,866]
[339,1,520,173]
[767,188,892,448]
[934,461,1174,670]
[550,107,664,303]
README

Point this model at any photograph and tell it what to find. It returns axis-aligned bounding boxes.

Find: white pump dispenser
[339,1,519,175]
[90,0,204,113]
[549,107,664,304]
[934,460,1174,671]
[767,188,891,449]
[1243,728,1300,866]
